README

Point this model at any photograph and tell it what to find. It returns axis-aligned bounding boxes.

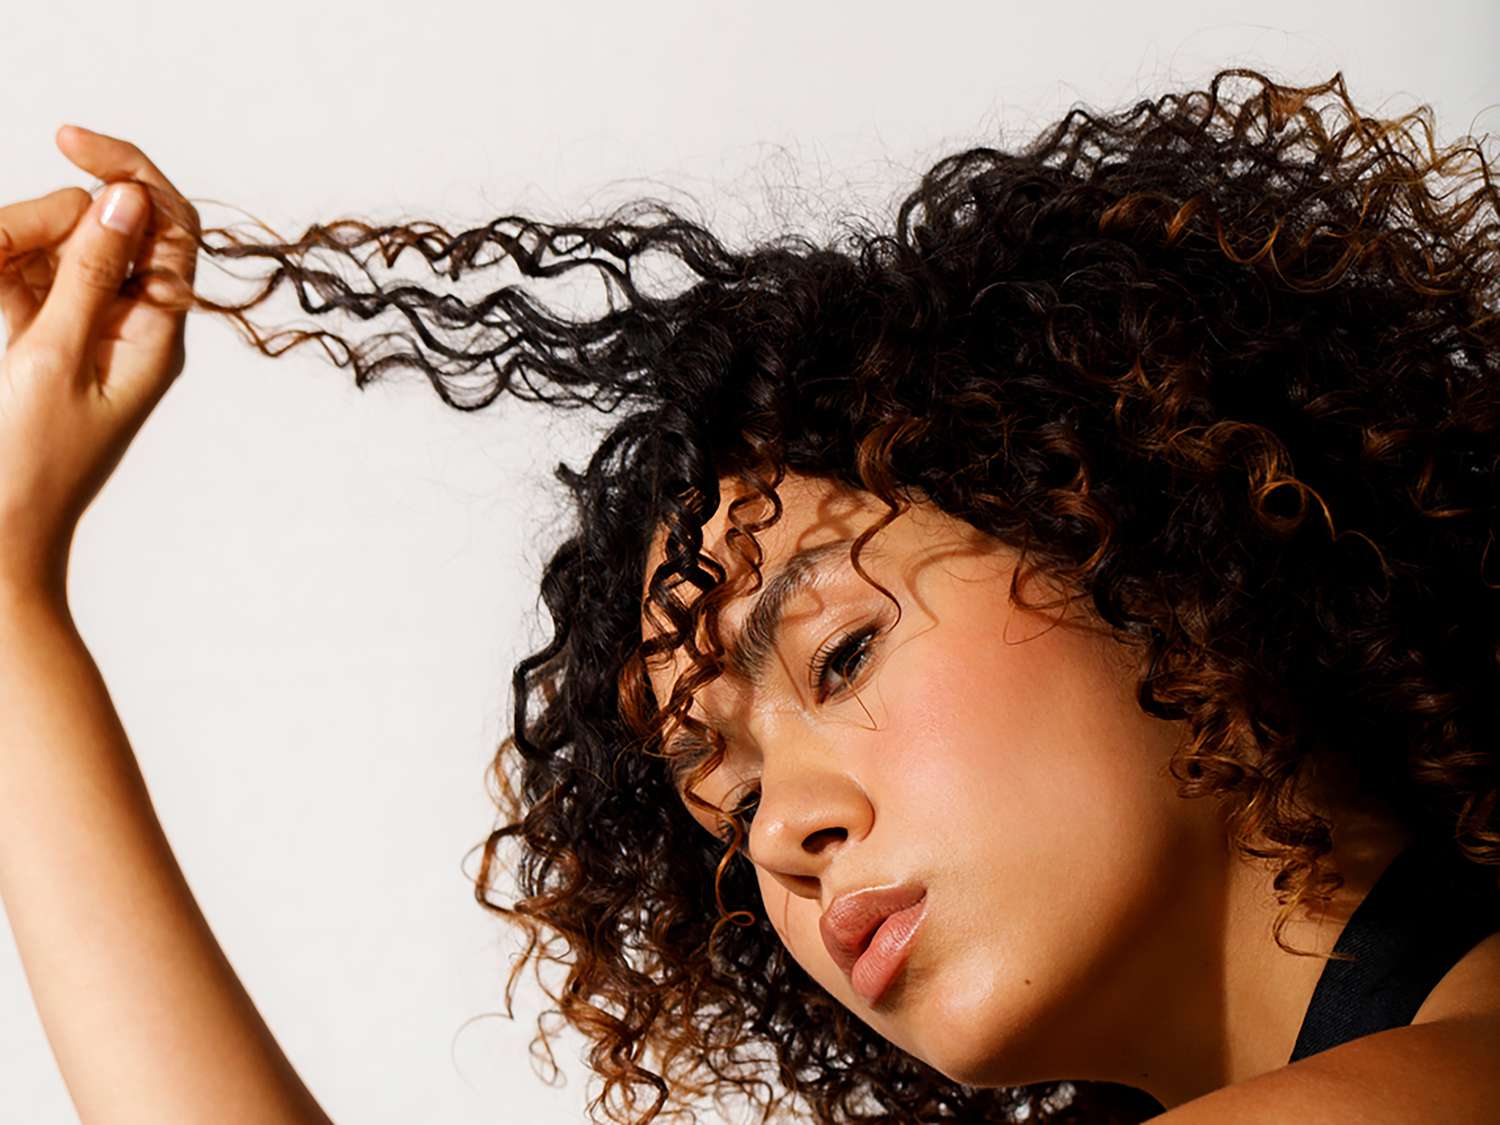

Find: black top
[1288,837,1500,1064]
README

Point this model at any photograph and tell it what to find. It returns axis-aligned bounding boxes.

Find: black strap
[1288,837,1500,1064]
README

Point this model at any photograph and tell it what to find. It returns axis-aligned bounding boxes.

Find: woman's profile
[0,66,1495,1123]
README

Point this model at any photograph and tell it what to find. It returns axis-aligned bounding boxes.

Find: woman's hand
[0,125,200,597]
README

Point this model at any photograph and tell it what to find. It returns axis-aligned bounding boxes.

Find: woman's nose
[748,766,873,891]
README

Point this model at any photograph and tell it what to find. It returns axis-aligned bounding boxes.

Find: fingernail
[99,183,145,234]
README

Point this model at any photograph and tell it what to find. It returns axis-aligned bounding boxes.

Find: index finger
[55,125,200,288]
[0,187,92,269]
[0,187,92,334]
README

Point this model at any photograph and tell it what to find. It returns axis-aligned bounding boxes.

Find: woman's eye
[717,783,760,842]
[809,624,880,701]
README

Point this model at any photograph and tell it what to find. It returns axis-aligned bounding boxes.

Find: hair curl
[149,66,1498,1123]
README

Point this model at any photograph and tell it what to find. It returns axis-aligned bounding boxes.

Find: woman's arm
[0,585,332,1124]
[0,127,332,1123]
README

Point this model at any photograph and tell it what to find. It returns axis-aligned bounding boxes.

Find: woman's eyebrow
[726,536,872,688]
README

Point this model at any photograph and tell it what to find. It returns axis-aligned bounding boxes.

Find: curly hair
[154,66,1498,1123]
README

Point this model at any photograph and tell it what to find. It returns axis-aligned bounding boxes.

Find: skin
[642,472,1500,1112]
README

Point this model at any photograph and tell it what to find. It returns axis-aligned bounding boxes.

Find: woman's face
[641,472,1232,1088]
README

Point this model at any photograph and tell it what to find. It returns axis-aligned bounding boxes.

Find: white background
[0,2,1493,1121]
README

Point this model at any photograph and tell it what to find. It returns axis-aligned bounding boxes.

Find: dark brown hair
[159,67,1496,1123]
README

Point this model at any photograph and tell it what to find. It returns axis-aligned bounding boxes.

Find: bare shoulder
[1148,929,1500,1124]
[1146,1012,1500,1125]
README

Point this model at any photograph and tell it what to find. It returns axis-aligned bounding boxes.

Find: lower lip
[849,895,929,1006]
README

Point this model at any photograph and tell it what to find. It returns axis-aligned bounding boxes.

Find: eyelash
[809,621,882,703]
[716,783,761,843]
[715,621,883,841]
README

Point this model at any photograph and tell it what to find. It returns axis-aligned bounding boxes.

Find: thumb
[34,181,149,361]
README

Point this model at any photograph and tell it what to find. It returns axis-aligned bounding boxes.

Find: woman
[0,67,1495,1123]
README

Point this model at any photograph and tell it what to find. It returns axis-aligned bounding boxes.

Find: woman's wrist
[0,569,68,620]
[0,537,72,616]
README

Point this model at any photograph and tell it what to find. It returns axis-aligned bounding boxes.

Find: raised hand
[0,125,200,597]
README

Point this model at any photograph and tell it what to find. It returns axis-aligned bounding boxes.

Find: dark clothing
[1288,836,1500,1063]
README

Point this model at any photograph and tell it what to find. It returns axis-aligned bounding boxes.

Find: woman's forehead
[641,475,887,607]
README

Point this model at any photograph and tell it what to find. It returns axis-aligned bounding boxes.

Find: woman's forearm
[0,586,331,1125]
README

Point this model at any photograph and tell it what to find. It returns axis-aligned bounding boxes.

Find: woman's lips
[819,882,930,1006]
[849,895,929,1005]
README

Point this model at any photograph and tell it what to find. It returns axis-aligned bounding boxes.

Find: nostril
[803,826,847,854]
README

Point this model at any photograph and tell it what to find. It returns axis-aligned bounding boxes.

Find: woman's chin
[893,960,1070,1091]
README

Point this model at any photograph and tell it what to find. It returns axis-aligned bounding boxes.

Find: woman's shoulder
[1148,933,1500,1124]
[1148,1014,1500,1124]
